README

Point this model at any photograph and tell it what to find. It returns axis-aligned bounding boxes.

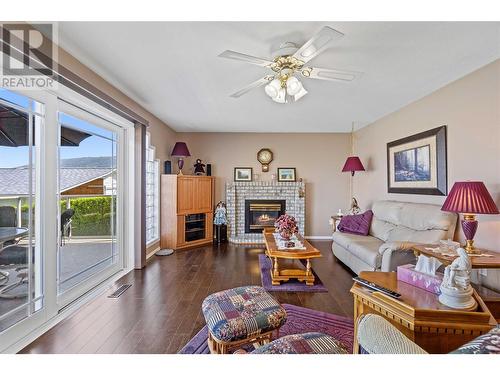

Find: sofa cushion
[371,201,403,225]
[332,232,384,269]
[338,210,373,236]
[386,226,447,243]
[369,217,397,241]
[398,203,457,232]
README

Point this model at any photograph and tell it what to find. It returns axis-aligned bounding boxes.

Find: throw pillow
[338,210,373,236]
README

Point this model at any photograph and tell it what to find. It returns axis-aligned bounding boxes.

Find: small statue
[439,248,477,310]
[349,197,361,215]
[214,201,227,226]
[193,159,206,175]
[441,248,472,289]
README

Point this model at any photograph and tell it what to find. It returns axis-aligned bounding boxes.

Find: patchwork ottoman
[202,285,287,354]
[251,332,348,354]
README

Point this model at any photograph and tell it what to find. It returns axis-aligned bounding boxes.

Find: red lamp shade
[171,142,191,157]
[342,156,365,176]
[441,181,499,214]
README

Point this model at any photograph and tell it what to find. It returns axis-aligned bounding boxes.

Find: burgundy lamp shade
[441,181,498,253]
[342,156,365,176]
[171,142,191,157]
[441,181,499,214]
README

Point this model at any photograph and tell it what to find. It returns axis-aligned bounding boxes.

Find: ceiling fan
[219,26,362,104]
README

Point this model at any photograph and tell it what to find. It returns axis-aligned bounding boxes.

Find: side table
[351,271,496,354]
[329,215,342,233]
[412,244,500,322]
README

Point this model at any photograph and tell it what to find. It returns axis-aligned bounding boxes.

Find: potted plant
[274,214,298,241]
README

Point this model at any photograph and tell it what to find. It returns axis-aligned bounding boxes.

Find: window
[145,133,159,245]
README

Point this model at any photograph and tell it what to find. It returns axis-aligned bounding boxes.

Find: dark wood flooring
[20,240,355,354]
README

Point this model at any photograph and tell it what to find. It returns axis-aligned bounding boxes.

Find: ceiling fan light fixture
[272,87,287,104]
[286,76,302,96]
[264,78,282,99]
[294,86,308,101]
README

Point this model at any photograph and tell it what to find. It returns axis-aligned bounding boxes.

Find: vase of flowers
[274,214,298,241]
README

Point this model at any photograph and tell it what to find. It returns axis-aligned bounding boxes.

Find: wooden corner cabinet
[161,175,215,250]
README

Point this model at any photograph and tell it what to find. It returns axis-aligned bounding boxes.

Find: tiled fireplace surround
[226,181,305,243]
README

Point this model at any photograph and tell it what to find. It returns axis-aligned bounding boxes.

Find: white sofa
[332,200,457,274]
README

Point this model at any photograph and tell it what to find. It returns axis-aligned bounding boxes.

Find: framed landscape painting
[234,167,253,182]
[387,126,447,195]
[277,167,296,182]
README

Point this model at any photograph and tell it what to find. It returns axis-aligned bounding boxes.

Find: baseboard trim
[5,267,132,354]
[146,245,161,260]
[305,236,332,240]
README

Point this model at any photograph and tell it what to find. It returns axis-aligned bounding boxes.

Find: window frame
[145,133,160,246]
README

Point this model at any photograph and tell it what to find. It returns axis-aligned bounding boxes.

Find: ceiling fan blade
[219,50,273,67]
[293,26,344,64]
[301,66,362,82]
[230,76,274,98]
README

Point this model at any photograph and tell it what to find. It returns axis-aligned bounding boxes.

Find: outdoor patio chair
[60,208,75,245]
[0,243,29,299]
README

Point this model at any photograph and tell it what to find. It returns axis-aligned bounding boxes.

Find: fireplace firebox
[245,199,286,233]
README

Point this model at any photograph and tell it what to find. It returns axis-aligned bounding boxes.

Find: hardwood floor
[20,240,355,354]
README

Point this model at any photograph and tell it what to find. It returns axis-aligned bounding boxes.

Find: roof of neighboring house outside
[0,167,113,195]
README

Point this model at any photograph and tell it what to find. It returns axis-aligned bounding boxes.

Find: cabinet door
[194,178,213,212]
[177,177,195,214]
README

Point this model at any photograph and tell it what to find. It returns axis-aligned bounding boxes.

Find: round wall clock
[257,148,273,172]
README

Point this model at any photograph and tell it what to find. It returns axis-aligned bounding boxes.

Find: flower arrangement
[274,214,298,240]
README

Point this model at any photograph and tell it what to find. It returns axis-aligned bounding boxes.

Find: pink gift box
[397,264,443,295]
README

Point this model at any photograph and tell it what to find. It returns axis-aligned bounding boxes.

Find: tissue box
[397,264,443,295]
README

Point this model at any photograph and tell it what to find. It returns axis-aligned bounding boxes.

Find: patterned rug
[178,303,354,354]
[258,254,328,292]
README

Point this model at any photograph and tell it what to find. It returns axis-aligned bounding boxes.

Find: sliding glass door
[0,89,44,333]
[56,102,123,306]
[0,85,134,353]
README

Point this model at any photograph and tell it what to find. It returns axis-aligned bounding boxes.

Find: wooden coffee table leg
[271,257,281,285]
[306,259,314,286]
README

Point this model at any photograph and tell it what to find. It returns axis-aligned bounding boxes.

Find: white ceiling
[58,22,500,132]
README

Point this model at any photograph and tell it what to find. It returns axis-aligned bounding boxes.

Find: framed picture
[234,167,253,182]
[277,167,296,182]
[387,126,447,195]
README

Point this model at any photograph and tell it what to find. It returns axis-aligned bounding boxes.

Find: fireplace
[245,199,286,233]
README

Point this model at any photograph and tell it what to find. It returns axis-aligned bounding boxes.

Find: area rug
[178,303,354,354]
[258,254,328,292]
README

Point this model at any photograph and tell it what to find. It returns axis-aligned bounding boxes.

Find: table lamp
[171,142,191,175]
[441,181,499,254]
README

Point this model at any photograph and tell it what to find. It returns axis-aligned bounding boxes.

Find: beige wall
[353,60,500,288]
[177,133,352,237]
[58,48,177,254]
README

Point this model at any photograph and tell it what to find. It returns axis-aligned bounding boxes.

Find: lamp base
[177,158,184,175]
[462,214,480,254]
[156,249,174,256]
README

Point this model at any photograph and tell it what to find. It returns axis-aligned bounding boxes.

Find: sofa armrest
[357,314,427,354]
[378,241,416,255]
[378,241,418,272]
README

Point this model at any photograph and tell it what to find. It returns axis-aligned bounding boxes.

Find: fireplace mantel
[225,181,305,243]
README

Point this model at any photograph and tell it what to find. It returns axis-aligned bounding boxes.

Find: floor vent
[108,284,131,298]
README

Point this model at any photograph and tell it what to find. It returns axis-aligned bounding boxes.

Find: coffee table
[351,271,497,353]
[263,232,322,286]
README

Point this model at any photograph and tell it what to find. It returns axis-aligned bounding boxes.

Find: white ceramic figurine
[439,248,476,310]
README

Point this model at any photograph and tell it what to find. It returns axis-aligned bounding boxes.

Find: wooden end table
[351,271,496,354]
[263,232,322,286]
[412,244,500,269]
[412,244,500,322]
